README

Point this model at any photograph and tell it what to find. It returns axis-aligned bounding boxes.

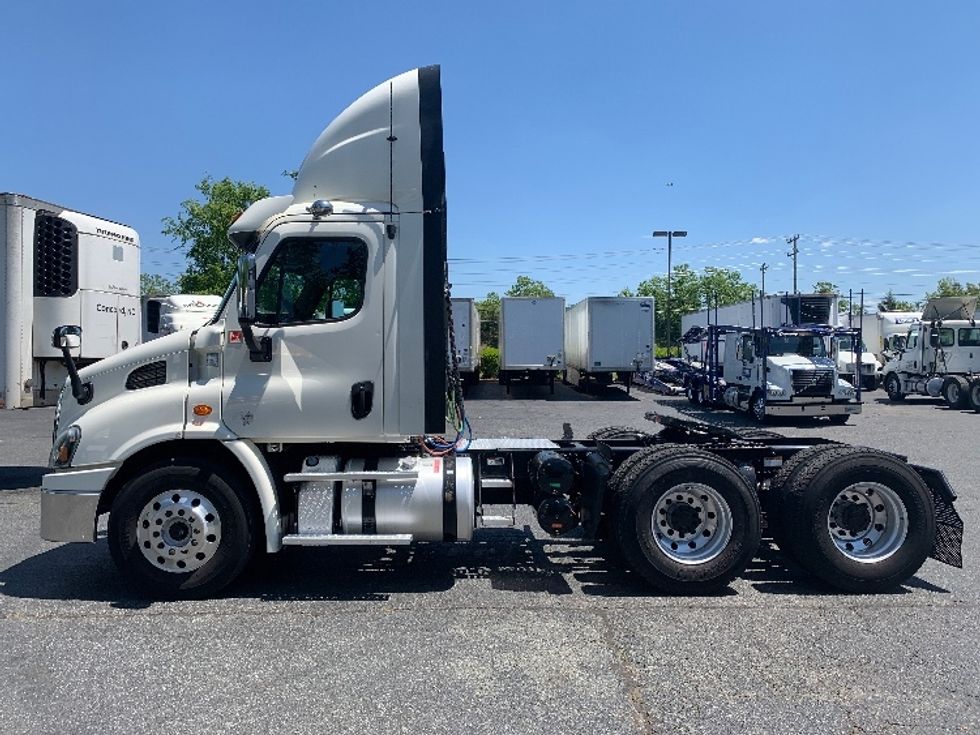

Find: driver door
[223,219,386,441]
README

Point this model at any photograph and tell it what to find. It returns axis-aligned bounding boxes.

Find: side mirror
[51,325,81,350]
[929,330,940,348]
[237,253,257,324]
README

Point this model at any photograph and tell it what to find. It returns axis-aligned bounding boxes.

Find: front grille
[34,211,79,297]
[791,368,834,396]
[126,361,166,390]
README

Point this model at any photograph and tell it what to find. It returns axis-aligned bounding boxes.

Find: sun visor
[227,195,294,251]
[921,296,977,322]
[292,66,444,214]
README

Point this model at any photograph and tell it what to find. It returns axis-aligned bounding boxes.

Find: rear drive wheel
[779,447,935,593]
[970,381,980,412]
[108,459,257,598]
[611,446,761,594]
[767,445,840,555]
[942,376,969,409]
[884,373,905,401]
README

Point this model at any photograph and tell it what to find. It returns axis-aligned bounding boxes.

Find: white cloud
[751,237,770,244]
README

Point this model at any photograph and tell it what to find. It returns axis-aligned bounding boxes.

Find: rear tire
[108,459,257,599]
[970,381,980,413]
[779,447,935,593]
[588,426,654,441]
[942,376,969,409]
[611,446,761,594]
[767,445,840,555]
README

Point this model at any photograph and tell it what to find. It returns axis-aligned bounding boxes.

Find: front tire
[884,373,905,401]
[108,459,257,599]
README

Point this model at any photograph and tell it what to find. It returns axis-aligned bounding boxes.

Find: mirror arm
[240,321,272,362]
[51,326,93,405]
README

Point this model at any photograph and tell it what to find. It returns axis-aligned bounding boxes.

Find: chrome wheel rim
[136,489,221,573]
[827,482,908,563]
[651,483,733,564]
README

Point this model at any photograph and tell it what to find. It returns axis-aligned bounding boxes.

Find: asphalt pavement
[1,384,977,734]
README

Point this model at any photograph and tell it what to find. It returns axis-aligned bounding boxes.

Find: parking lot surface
[1,385,977,734]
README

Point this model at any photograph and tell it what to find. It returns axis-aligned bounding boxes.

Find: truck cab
[831,333,881,390]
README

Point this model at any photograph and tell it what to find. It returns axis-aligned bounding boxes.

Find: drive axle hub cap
[827,482,908,563]
[651,483,733,564]
[136,490,221,573]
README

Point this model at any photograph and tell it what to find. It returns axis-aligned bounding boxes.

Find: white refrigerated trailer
[450,297,480,384]
[498,296,565,393]
[1,193,140,408]
[564,297,654,392]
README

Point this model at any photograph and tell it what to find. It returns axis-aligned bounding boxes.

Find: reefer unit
[564,297,655,392]
[1,193,140,408]
[498,296,565,392]
[450,297,481,381]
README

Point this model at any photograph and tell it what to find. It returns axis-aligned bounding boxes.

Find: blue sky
[2,1,978,306]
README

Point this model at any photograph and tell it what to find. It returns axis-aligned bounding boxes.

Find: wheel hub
[827,482,908,563]
[651,483,733,565]
[136,490,221,573]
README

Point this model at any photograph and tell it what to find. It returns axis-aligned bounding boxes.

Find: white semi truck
[449,297,480,385]
[40,67,962,599]
[882,296,980,410]
[682,293,880,389]
[564,296,654,393]
[1,193,140,408]
[843,310,922,365]
[142,294,224,343]
[498,296,565,393]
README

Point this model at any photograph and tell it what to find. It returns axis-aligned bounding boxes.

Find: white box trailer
[142,294,224,343]
[564,297,655,392]
[449,297,480,383]
[1,193,140,408]
[499,296,564,392]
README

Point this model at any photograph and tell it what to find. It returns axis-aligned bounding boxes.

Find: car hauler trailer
[450,297,480,385]
[498,296,564,393]
[1,193,140,408]
[40,67,963,598]
[564,297,655,393]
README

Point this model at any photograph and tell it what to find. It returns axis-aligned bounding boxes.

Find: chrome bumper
[40,466,115,542]
[766,401,862,417]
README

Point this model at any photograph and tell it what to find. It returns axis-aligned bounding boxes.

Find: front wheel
[884,373,905,401]
[108,459,257,599]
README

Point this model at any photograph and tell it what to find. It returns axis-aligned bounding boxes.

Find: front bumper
[40,466,115,542]
[765,401,862,417]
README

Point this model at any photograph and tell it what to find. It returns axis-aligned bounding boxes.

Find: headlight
[766,384,785,397]
[49,425,81,468]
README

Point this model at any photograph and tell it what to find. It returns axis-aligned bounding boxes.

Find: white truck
[881,296,980,410]
[683,323,861,423]
[450,297,480,385]
[498,296,564,393]
[142,294,223,343]
[682,293,880,389]
[40,66,962,599]
[564,297,654,393]
[1,193,140,408]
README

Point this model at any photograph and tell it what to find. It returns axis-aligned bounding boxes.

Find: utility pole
[652,230,688,356]
[760,262,768,296]
[786,234,800,293]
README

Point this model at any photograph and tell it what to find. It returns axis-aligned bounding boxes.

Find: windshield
[837,336,868,352]
[768,334,828,357]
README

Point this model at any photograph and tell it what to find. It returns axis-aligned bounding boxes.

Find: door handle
[351,381,374,420]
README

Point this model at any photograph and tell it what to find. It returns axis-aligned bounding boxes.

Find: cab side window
[959,328,980,347]
[255,238,368,326]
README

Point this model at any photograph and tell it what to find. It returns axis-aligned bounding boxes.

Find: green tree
[476,292,500,348]
[505,275,555,298]
[162,175,270,295]
[926,277,980,300]
[630,264,755,352]
[878,290,918,312]
[140,273,177,296]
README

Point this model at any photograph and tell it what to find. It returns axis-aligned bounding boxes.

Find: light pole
[652,230,687,356]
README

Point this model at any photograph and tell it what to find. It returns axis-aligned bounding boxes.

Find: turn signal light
[193,404,213,417]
